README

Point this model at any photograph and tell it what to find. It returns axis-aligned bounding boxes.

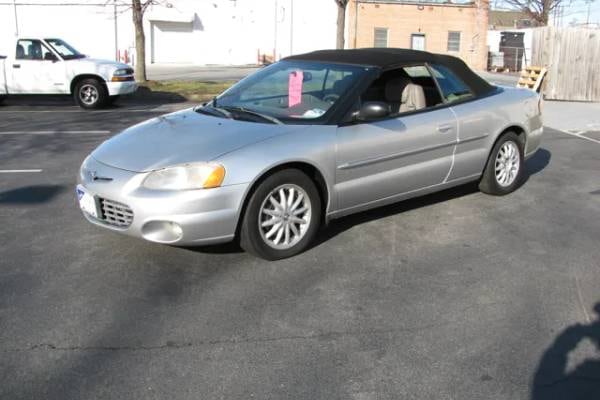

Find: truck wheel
[0,95,6,105]
[240,169,322,260]
[479,131,525,196]
[74,79,108,109]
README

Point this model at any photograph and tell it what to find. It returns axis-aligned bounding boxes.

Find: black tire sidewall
[74,78,107,109]
[481,132,525,195]
[240,169,322,260]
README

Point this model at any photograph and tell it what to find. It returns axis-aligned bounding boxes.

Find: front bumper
[106,81,138,96]
[77,156,248,246]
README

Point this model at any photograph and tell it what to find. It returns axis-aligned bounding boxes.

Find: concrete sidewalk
[147,64,260,81]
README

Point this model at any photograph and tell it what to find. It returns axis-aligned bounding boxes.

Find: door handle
[12,64,20,69]
[437,124,453,133]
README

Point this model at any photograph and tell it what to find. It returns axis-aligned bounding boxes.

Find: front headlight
[142,163,226,190]
[113,68,132,77]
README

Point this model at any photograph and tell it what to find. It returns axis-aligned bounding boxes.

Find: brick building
[347,0,489,70]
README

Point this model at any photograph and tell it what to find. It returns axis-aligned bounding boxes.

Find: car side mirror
[355,101,391,121]
[44,53,58,62]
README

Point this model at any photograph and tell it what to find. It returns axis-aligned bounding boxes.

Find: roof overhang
[147,10,195,23]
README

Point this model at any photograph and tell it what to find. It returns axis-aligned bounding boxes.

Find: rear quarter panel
[447,86,542,181]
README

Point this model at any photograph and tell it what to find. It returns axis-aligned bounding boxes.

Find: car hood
[67,58,130,76]
[91,108,304,172]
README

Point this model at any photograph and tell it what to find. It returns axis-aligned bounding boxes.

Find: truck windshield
[45,39,85,60]
[214,61,370,123]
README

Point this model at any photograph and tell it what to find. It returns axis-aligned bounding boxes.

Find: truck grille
[99,198,133,228]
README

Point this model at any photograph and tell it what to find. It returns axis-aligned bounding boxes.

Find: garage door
[151,21,194,63]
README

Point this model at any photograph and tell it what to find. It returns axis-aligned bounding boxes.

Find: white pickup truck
[0,37,138,109]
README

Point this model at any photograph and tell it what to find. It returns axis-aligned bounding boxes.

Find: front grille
[99,198,133,228]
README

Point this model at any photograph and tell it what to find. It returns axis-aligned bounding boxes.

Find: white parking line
[0,169,43,173]
[556,129,600,145]
[0,130,110,135]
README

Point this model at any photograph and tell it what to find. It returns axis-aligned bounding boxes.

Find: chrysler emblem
[88,170,112,182]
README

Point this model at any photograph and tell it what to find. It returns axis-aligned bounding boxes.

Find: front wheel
[479,131,525,195]
[240,169,322,260]
[74,78,108,109]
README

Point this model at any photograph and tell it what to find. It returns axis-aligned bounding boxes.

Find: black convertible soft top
[285,48,495,97]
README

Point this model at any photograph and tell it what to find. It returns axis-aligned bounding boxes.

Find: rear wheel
[74,78,108,109]
[240,169,322,260]
[479,131,525,195]
[0,95,6,105]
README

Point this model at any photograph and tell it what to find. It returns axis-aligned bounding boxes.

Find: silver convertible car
[77,48,543,260]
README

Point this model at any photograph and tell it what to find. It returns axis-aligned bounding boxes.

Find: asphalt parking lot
[1,97,599,400]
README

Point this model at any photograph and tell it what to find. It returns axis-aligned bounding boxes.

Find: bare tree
[112,0,165,82]
[334,0,350,49]
[131,0,152,82]
[502,0,565,25]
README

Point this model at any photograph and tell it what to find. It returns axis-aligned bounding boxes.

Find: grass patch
[141,80,236,102]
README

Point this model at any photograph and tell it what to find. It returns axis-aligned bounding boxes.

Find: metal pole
[273,0,278,60]
[289,0,294,55]
[354,0,359,48]
[13,0,19,37]
[114,0,118,61]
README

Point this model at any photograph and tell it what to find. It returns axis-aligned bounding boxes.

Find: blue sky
[496,0,600,26]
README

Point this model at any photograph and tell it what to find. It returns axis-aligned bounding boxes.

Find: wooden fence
[531,27,600,102]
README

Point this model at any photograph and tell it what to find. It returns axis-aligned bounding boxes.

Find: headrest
[16,44,25,58]
[385,77,412,102]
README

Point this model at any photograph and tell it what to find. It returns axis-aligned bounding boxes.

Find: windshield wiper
[222,106,283,125]
[194,104,233,119]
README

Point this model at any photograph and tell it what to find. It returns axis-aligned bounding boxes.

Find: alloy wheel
[258,184,312,250]
[495,140,520,187]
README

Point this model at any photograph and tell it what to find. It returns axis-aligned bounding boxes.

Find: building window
[374,28,388,48]
[411,34,425,51]
[447,31,461,52]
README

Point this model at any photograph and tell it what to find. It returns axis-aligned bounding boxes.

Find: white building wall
[1,0,337,65]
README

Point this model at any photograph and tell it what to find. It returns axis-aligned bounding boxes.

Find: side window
[358,65,443,115]
[16,39,53,61]
[429,64,473,103]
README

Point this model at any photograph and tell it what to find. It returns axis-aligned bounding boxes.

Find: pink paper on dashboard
[288,70,303,107]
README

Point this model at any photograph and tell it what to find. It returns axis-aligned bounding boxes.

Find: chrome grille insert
[99,198,133,228]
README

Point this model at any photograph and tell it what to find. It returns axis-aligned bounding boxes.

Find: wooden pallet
[517,66,547,92]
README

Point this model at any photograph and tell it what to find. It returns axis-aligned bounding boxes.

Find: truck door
[8,39,67,94]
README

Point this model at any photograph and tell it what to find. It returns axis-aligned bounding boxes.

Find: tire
[74,78,108,109]
[479,131,525,196]
[240,169,322,260]
[0,95,6,105]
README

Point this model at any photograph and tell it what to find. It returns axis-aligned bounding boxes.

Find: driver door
[334,65,458,212]
[335,108,457,211]
[9,39,67,94]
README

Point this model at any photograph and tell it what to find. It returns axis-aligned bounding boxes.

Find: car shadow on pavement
[531,302,600,400]
[526,148,551,177]
[0,88,187,108]
[188,148,552,255]
[0,185,66,205]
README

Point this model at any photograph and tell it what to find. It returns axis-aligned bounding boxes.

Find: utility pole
[13,0,19,37]
[273,0,278,61]
[289,0,294,55]
[114,0,118,61]
[585,0,592,26]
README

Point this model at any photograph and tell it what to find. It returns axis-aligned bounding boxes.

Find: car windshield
[213,61,370,123]
[45,38,85,60]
